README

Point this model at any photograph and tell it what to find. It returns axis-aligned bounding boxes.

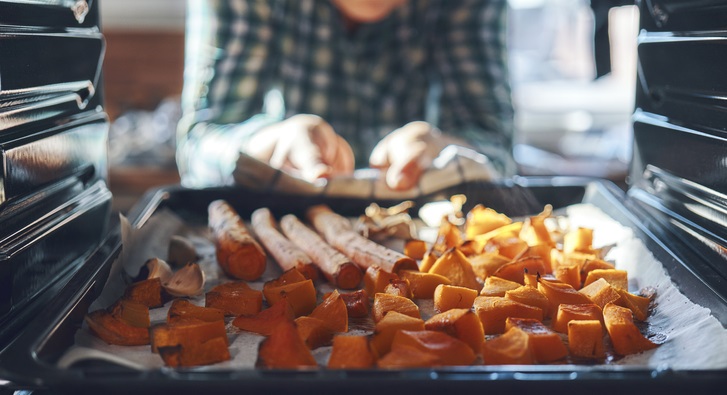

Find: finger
[274,135,330,182]
[368,134,393,169]
[329,135,355,176]
[385,141,427,191]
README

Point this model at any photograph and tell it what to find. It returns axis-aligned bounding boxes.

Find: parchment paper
[57,203,727,370]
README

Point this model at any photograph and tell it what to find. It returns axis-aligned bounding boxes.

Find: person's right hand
[246,114,355,182]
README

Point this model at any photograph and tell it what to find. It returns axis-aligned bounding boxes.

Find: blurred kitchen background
[103,0,639,212]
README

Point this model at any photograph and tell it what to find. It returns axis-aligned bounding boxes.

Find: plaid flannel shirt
[178,0,514,187]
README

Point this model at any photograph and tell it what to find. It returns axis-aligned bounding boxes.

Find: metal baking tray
[0,177,725,394]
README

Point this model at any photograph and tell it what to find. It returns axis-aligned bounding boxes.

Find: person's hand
[246,114,355,182]
[369,121,465,191]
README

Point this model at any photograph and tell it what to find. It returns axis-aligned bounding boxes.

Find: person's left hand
[369,121,465,191]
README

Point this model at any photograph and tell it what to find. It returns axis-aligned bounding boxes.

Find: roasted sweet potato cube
[232,299,296,335]
[398,270,451,299]
[468,252,511,280]
[603,303,658,356]
[615,289,651,321]
[424,308,485,354]
[505,317,567,363]
[554,262,581,290]
[473,296,543,335]
[158,336,231,367]
[465,204,513,240]
[295,316,334,349]
[537,277,592,318]
[567,319,605,359]
[151,319,228,353]
[479,276,521,297]
[383,278,413,299]
[266,267,307,287]
[109,299,150,328]
[85,310,150,346]
[263,279,317,317]
[482,326,533,365]
[553,303,604,333]
[310,290,348,332]
[493,256,547,285]
[257,321,317,368]
[579,278,621,308]
[372,293,421,323]
[584,269,628,291]
[428,248,481,291]
[364,265,400,296]
[505,285,550,317]
[337,289,370,318]
[167,299,224,324]
[404,239,428,260]
[123,278,164,308]
[328,335,377,368]
[377,344,440,368]
[370,311,425,357]
[205,281,263,317]
[433,284,478,312]
[391,330,476,366]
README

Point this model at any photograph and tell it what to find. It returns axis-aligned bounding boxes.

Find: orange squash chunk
[328,335,377,368]
[418,250,441,273]
[364,265,400,296]
[123,278,164,308]
[295,316,334,349]
[151,319,227,353]
[584,269,628,291]
[372,292,421,323]
[232,299,295,336]
[205,281,263,317]
[505,285,550,317]
[158,336,230,367]
[505,317,567,363]
[384,278,413,299]
[465,204,513,240]
[309,290,348,332]
[404,239,428,260]
[603,303,658,356]
[263,278,317,317]
[480,276,521,297]
[482,326,534,365]
[472,222,523,251]
[567,319,605,359]
[370,311,425,357]
[554,262,581,289]
[398,270,451,299]
[579,278,621,309]
[85,310,150,346]
[553,303,604,333]
[257,321,316,368]
[521,245,555,274]
[424,308,485,354]
[167,299,224,324]
[563,227,594,254]
[581,258,616,279]
[537,278,592,318]
[493,256,547,285]
[428,248,481,291]
[615,289,651,321]
[377,344,440,368]
[433,284,478,312]
[391,330,476,366]
[337,289,370,318]
[109,299,150,328]
[266,267,307,287]
[473,296,543,335]
[468,252,511,280]
[484,235,529,260]
[519,208,555,247]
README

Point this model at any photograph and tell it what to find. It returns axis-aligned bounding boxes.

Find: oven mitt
[232,145,499,200]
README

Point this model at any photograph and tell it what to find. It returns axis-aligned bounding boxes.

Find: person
[177,0,515,191]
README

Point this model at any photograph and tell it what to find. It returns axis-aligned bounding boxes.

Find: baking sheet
[57,203,727,370]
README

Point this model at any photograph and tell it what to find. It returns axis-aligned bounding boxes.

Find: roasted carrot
[306,205,418,274]
[250,208,319,281]
[208,199,267,281]
[280,214,362,289]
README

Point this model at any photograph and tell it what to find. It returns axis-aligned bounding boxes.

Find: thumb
[385,142,427,191]
[287,140,332,181]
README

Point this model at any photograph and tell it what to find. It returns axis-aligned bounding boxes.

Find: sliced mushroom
[142,257,173,283]
[163,262,205,297]
[168,235,198,267]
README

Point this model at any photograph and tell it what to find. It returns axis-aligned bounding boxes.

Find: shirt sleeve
[176,0,281,187]
[432,0,516,176]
